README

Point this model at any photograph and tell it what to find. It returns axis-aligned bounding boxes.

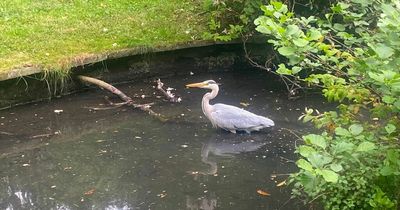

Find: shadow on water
[0,70,328,209]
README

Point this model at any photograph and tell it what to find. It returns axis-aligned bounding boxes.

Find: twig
[280,128,303,141]
[156,79,181,103]
[0,131,14,136]
[309,193,327,204]
[84,105,125,111]
[30,133,53,139]
[271,173,291,177]
[242,37,304,95]
[279,156,296,163]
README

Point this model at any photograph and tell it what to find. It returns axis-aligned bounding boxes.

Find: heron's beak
[185,82,207,88]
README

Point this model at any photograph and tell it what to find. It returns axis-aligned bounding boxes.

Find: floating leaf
[257,189,271,196]
[84,188,96,196]
[276,180,286,187]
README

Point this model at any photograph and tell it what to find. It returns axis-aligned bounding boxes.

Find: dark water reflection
[0,70,327,209]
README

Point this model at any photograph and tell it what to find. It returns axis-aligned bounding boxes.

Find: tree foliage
[202,0,267,41]
[253,0,400,209]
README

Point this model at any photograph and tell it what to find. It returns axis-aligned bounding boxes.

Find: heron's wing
[211,104,274,131]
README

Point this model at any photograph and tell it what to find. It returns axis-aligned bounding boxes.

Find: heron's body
[186,80,274,133]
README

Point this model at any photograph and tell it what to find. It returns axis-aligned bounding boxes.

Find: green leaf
[292,66,302,74]
[278,46,296,56]
[303,134,327,149]
[368,72,385,83]
[297,159,314,171]
[308,153,332,168]
[373,43,395,59]
[309,28,322,40]
[356,142,376,152]
[394,100,400,109]
[276,64,292,75]
[286,25,301,37]
[293,38,309,47]
[333,141,355,154]
[382,95,396,104]
[380,166,397,176]
[320,169,339,183]
[333,23,345,31]
[298,145,316,158]
[330,163,343,172]
[349,124,363,136]
[296,171,317,191]
[335,127,350,136]
[385,124,396,134]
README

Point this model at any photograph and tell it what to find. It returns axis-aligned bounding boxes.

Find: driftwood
[77,75,179,121]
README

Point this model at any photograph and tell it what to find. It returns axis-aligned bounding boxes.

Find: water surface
[0,70,327,209]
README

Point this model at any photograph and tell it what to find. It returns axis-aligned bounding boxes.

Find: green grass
[0,0,207,73]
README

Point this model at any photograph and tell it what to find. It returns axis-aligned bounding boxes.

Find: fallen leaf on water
[84,188,96,196]
[276,180,286,187]
[240,102,250,107]
[257,189,271,196]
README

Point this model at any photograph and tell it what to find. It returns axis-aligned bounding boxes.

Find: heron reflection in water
[199,134,267,175]
[186,80,274,134]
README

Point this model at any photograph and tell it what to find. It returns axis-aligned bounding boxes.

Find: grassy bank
[0,0,207,74]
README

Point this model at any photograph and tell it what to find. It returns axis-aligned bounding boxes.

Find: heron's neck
[202,87,218,119]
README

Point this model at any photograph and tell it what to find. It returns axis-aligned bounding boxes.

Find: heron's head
[186,80,220,89]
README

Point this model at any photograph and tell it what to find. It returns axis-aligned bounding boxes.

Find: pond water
[0,70,327,209]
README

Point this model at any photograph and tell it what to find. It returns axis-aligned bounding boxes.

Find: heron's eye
[207,81,216,85]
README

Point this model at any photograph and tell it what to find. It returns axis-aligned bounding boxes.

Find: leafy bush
[202,0,266,41]
[253,0,400,209]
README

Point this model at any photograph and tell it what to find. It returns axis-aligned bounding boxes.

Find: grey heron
[186,80,275,133]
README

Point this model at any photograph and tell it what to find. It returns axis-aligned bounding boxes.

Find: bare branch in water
[77,75,166,121]
[78,75,133,102]
[156,79,182,103]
